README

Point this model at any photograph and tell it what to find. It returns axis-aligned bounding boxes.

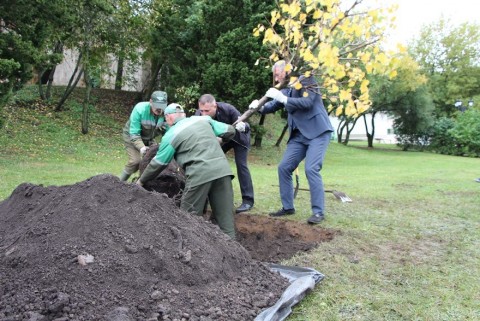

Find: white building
[51,49,148,92]
[329,112,397,144]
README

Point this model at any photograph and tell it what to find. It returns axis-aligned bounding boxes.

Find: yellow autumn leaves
[253,0,401,117]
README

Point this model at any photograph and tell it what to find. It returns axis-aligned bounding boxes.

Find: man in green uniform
[119,91,168,181]
[136,103,237,239]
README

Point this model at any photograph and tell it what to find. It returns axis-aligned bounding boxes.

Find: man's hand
[217,137,223,144]
[249,99,264,113]
[266,88,288,104]
[157,121,167,133]
[235,121,246,133]
[249,99,259,109]
[140,146,149,157]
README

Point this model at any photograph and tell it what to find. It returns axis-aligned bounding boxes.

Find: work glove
[235,121,246,133]
[249,99,263,113]
[140,146,149,157]
[266,88,288,104]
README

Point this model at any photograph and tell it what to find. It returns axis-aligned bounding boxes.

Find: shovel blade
[332,190,352,203]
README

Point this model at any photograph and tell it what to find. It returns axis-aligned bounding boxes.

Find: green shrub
[449,109,480,156]
[427,117,458,155]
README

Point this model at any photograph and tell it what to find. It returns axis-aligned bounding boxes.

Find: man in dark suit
[250,60,334,224]
[196,94,255,213]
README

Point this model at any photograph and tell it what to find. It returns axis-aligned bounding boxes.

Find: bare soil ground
[0,175,337,321]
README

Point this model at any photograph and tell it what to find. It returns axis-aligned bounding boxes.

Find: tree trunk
[37,70,46,100]
[363,111,377,148]
[337,116,360,145]
[115,55,124,90]
[81,69,92,134]
[55,52,84,112]
[253,114,266,148]
[143,59,163,100]
[45,65,57,100]
[344,117,360,145]
[46,42,63,100]
[337,119,345,143]
[275,123,289,147]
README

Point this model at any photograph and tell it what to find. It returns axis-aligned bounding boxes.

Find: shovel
[276,166,352,203]
[293,186,352,203]
[272,184,352,203]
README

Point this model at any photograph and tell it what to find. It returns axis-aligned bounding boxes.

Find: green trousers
[181,176,235,239]
[122,142,142,175]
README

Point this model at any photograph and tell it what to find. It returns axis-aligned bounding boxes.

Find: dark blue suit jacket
[262,76,333,140]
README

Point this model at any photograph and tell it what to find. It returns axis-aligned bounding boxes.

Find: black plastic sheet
[255,264,325,321]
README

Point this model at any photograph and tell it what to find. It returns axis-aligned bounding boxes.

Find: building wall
[52,49,148,92]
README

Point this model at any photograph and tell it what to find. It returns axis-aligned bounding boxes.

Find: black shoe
[236,203,253,213]
[475,178,480,183]
[269,208,295,217]
[307,213,324,224]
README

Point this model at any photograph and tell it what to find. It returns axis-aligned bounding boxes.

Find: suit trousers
[278,130,331,214]
[222,141,254,205]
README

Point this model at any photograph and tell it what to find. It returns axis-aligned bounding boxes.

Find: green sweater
[122,102,165,150]
[139,116,235,186]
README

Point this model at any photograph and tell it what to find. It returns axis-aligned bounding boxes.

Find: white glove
[249,99,264,113]
[249,99,259,109]
[235,121,246,133]
[140,146,149,157]
[266,88,288,104]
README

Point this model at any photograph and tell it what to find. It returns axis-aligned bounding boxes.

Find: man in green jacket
[137,103,237,239]
[119,91,168,181]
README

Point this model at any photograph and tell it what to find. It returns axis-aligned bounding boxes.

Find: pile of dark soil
[0,175,289,321]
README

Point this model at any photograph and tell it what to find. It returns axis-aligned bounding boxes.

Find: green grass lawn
[1,87,479,320]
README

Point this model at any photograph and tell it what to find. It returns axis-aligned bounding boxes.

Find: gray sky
[380,0,478,47]
[362,0,480,49]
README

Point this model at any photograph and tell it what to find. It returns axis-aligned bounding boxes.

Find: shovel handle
[233,96,269,125]
[234,79,289,126]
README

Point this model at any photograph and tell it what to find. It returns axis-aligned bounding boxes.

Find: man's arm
[209,118,235,143]
[137,140,175,185]
[128,108,146,150]
[220,102,250,133]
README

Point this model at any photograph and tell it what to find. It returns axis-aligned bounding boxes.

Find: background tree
[110,0,151,91]
[0,0,72,113]
[147,0,274,107]
[409,18,480,117]
[364,54,432,148]
[392,86,435,151]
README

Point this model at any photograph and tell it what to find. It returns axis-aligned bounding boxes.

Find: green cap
[151,91,168,110]
[164,103,184,115]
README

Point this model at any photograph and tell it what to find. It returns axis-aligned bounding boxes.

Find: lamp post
[455,99,474,112]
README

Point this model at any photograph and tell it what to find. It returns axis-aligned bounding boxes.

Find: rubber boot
[119,170,131,182]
